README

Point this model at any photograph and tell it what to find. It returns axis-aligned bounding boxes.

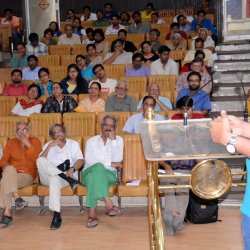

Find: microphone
[183,71,221,127]
[236,72,248,122]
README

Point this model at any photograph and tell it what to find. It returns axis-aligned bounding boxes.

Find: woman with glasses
[37,67,53,96]
[10,84,43,117]
[60,64,88,94]
[74,81,105,113]
[41,82,77,113]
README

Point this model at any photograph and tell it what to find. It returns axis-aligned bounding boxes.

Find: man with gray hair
[0,122,41,229]
[137,83,172,112]
[105,80,137,112]
[82,114,123,228]
[36,123,84,230]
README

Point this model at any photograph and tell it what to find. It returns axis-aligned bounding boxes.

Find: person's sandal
[0,215,13,229]
[86,217,98,228]
[106,205,122,217]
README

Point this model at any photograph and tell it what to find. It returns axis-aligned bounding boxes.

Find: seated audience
[93,28,110,54]
[176,58,211,93]
[128,11,151,33]
[90,64,117,94]
[58,24,81,45]
[49,21,62,37]
[103,2,117,20]
[22,55,41,81]
[173,9,193,23]
[103,39,133,64]
[105,80,136,112]
[191,28,215,53]
[105,14,124,35]
[1,8,21,47]
[41,82,77,113]
[85,44,104,66]
[74,82,105,113]
[37,67,53,96]
[176,71,211,116]
[10,42,28,68]
[166,22,188,40]
[26,33,48,56]
[117,29,137,53]
[2,69,28,96]
[82,28,95,45]
[151,46,178,76]
[92,10,110,27]
[125,52,150,77]
[37,124,84,230]
[167,33,186,51]
[150,12,166,24]
[80,5,97,21]
[141,2,155,19]
[76,55,95,81]
[61,64,88,94]
[0,122,41,229]
[10,84,43,117]
[137,83,172,112]
[177,14,191,34]
[65,9,76,22]
[82,115,123,228]
[123,96,165,134]
[119,11,131,26]
[72,17,86,37]
[171,95,204,119]
[141,41,159,64]
[40,28,57,46]
[149,29,163,54]
[184,37,213,67]
[191,10,217,41]
[198,0,214,14]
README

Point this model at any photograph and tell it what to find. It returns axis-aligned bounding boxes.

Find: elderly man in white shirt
[82,114,123,228]
[150,45,178,76]
[57,24,81,45]
[36,124,84,230]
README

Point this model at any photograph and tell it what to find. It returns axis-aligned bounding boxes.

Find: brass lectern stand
[140,119,244,250]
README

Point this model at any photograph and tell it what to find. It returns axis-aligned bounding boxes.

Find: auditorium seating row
[0,109,185,138]
[0,134,148,211]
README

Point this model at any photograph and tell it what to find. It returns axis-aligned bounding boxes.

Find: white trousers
[36,157,68,212]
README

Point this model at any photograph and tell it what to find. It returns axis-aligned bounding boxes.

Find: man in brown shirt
[0,122,41,229]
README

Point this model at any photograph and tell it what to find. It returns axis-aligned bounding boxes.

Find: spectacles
[16,128,29,133]
[69,70,78,73]
[188,80,200,83]
[102,123,115,129]
[53,130,64,136]
[29,89,38,93]
[143,103,155,108]
[116,87,127,92]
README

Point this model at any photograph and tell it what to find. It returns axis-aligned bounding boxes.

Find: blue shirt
[37,81,53,96]
[241,158,250,217]
[137,96,172,111]
[80,66,95,81]
[125,66,150,77]
[176,88,211,111]
[191,18,217,36]
[122,113,165,134]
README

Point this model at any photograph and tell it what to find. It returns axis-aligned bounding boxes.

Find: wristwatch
[226,134,237,154]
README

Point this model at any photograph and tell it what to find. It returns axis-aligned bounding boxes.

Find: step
[212,86,250,97]
[214,61,250,72]
[216,43,250,52]
[213,71,250,84]
[217,52,250,61]
[209,111,247,119]
[211,100,245,112]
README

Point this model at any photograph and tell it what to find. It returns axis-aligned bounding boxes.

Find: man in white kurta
[36,124,84,230]
[82,114,123,228]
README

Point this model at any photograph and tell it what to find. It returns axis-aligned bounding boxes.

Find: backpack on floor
[185,191,219,224]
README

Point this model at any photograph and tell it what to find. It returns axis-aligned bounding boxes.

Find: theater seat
[148,75,177,91]
[0,96,17,116]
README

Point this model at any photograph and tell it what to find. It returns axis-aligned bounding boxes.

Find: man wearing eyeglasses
[57,24,81,45]
[36,123,84,230]
[105,80,136,112]
[175,71,211,117]
[0,122,41,229]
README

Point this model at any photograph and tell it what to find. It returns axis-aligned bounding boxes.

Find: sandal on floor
[106,205,122,217]
[0,215,13,229]
[86,217,98,228]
